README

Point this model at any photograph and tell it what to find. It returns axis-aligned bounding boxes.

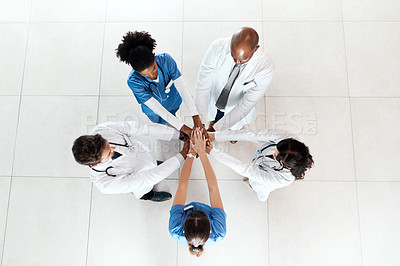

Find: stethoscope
[253,143,285,172]
[90,136,135,177]
[137,62,171,102]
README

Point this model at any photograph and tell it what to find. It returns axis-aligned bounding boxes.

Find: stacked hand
[190,127,213,156]
[179,115,211,147]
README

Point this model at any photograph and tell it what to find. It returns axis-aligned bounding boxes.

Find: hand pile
[180,127,213,159]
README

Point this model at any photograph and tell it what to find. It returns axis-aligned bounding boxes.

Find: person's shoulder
[252,49,274,69]
[191,201,211,210]
[209,37,230,50]
[156,53,176,62]
[127,69,142,83]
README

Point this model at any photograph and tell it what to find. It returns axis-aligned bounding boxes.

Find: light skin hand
[205,141,213,154]
[190,127,206,156]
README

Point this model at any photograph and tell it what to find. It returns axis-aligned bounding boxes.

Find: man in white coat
[72,120,189,202]
[195,27,274,131]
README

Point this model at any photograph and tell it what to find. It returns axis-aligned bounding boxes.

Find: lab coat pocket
[242,80,257,92]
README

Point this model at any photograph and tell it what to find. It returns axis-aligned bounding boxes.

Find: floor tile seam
[7,176,399,182]
[15,95,400,98]
[8,176,89,179]
[85,184,94,266]
[96,20,107,124]
[85,3,107,264]
[0,1,33,263]
[341,9,365,264]
[1,20,400,24]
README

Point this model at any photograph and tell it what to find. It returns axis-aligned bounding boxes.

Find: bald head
[230,27,259,65]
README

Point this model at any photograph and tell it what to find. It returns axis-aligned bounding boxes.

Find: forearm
[174,76,199,116]
[173,157,194,206]
[199,153,223,209]
[144,97,184,130]
[214,129,296,143]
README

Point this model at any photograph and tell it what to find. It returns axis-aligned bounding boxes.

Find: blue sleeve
[163,53,181,80]
[169,205,185,237]
[127,77,152,104]
[210,208,227,240]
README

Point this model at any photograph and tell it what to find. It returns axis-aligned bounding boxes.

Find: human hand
[207,121,215,132]
[208,132,215,142]
[180,125,192,138]
[205,141,213,154]
[180,136,190,159]
[193,115,210,144]
[190,127,206,155]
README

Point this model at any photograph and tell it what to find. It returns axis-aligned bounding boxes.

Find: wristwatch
[187,153,196,158]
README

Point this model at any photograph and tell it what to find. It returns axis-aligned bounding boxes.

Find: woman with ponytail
[116,31,204,137]
[207,129,314,201]
[169,128,226,257]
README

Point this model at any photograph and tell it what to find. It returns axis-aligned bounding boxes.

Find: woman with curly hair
[169,128,226,257]
[116,31,203,137]
[207,129,314,201]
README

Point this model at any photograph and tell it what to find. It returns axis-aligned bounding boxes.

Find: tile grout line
[85,2,108,265]
[262,1,270,265]
[0,0,33,264]
[14,95,400,98]
[1,20,400,24]
[340,1,364,264]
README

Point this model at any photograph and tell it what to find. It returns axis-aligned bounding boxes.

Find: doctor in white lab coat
[72,120,189,202]
[195,27,274,131]
[207,129,314,201]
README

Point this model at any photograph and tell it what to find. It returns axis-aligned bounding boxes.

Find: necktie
[111,151,122,160]
[215,64,241,110]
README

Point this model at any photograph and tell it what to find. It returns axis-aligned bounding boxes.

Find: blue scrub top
[127,53,183,120]
[169,202,227,246]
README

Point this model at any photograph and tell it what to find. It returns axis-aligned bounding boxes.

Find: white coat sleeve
[92,121,180,141]
[213,64,275,131]
[215,129,296,143]
[94,154,184,195]
[144,97,184,131]
[174,76,199,116]
[194,40,220,124]
[210,148,294,188]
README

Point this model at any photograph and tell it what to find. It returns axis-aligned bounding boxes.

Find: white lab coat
[89,121,183,199]
[195,38,274,130]
[210,129,297,201]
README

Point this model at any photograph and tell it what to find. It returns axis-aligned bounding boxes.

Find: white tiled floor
[0,0,399,265]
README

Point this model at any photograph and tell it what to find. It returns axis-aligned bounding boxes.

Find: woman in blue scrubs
[169,128,226,257]
[116,31,203,137]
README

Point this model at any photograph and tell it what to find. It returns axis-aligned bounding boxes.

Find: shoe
[156,160,164,165]
[150,191,172,202]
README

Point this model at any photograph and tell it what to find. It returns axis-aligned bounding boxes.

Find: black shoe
[150,191,172,202]
[156,160,164,166]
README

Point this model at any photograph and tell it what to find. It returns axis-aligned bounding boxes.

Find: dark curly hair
[115,31,157,72]
[183,210,210,257]
[276,138,314,180]
[72,134,107,166]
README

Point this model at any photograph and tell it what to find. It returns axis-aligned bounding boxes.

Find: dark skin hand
[180,124,192,138]
[179,136,191,159]
[207,121,216,132]
[193,115,210,144]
